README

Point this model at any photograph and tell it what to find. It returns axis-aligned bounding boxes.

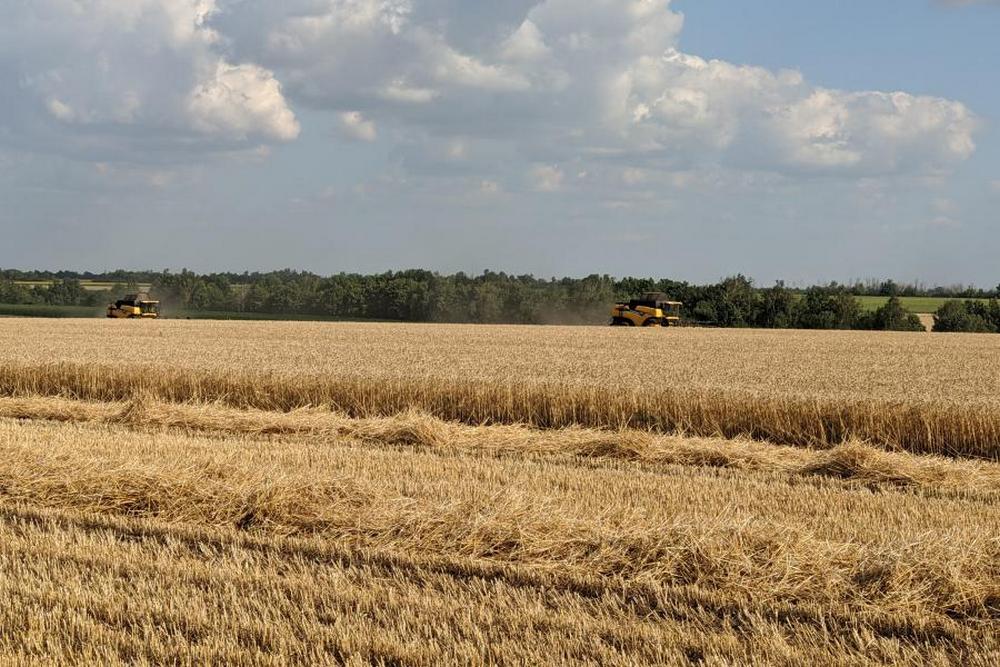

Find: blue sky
[2,1,998,286]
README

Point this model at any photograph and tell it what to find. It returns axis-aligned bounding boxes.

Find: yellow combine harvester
[107,293,160,319]
[610,292,682,327]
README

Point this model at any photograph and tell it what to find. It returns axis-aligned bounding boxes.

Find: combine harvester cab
[107,293,160,319]
[610,292,682,327]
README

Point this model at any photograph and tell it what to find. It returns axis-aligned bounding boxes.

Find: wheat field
[0,318,998,664]
[2,319,1000,456]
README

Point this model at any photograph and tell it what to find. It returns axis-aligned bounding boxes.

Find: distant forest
[3,268,1000,332]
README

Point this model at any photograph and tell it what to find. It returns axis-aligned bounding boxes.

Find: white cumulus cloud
[0,0,298,159]
[0,0,979,182]
[188,63,300,140]
[217,0,976,180]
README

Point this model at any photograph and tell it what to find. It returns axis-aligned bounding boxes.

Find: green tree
[709,275,757,327]
[797,287,861,330]
[933,301,996,333]
[868,297,925,331]
[0,279,31,304]
[471,282,504,323]
[44,279,89,306]
[756,281,796,328]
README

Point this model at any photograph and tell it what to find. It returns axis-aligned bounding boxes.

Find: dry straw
[0,414,998,664]
[2,361,999,458]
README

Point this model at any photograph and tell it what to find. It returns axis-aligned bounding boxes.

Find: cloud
[338,111,378,142]
[379,81,439,104]
[928,216,961,228]
[932,198,958,217]
[480,179,502,194]
[0,0,979,183]
[621,168,648,186]
[531,165,564,192]
[188,63,300,140]
[46,99,76,123]
[0,0,297,161]
[500,20,551,62]
[224,0,528,114]
[218,0,975,180]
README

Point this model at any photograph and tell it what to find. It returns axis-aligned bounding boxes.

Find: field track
[0,319,998,664]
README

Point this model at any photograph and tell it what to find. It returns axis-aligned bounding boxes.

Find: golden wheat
[3,395,999,499]
[4,319,999,401]
[2,319,999,457]
[2,318,1000,664]
[0,360,997,458]
[0,415,999,664]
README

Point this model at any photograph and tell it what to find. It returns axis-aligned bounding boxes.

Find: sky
[1,0,998,286]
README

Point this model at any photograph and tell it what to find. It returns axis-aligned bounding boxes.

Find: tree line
[932,300,1000,333]
[0,269,939,331]
[0,278,107,308]
[5,269,999,298]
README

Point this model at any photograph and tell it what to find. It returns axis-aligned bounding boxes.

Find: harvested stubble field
[0,319,998,665]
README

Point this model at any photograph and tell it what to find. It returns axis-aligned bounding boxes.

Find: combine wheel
[642,319,660,327]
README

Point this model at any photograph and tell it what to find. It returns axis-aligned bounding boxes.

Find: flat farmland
[3,319,1000,455]
[12,279,152,292]
[4,318,999,397]
[856,295,982,314]
[0,318,998,664]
